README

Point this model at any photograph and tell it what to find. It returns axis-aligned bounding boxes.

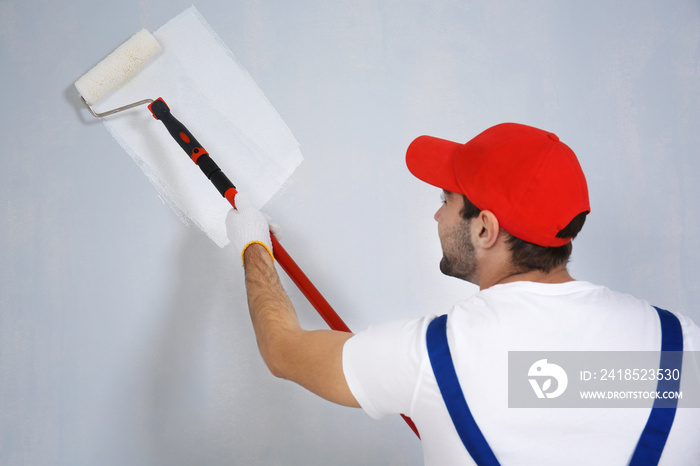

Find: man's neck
[480,265,574,290]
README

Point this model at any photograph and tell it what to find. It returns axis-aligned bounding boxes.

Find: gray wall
[2,1,699,464]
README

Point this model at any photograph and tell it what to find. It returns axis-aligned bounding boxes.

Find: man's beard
[439,218,477,283]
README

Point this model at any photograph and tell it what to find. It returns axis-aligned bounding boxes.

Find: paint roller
[74,29,351,334]
[75,28,421,439]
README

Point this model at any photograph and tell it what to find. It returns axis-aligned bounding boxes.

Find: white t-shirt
[342,281,700,465]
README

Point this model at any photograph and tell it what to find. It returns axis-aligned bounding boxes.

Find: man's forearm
[244,243,302,378]
[241,242,359,407]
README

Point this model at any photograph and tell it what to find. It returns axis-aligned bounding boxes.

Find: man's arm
[243,242,360,408]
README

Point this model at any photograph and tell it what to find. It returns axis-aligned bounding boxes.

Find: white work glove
[226,193,274,266]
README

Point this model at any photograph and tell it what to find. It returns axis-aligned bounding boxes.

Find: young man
[227,123,700,465]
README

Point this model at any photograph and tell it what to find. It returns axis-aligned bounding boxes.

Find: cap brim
[406,136,463,193]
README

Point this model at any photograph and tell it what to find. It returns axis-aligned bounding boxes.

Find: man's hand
[226,193,274,265]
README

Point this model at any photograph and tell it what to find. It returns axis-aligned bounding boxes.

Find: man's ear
[474,210,501,249]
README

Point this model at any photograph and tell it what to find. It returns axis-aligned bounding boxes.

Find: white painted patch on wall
[92,6,303,247]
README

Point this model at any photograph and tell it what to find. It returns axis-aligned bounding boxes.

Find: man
[226,123,700,464]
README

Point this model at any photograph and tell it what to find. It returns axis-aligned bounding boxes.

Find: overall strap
[628,306,684,466]
[426,314,501,466]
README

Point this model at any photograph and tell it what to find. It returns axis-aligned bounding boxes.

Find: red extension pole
[149,98,420,439]
[269,233,420,438]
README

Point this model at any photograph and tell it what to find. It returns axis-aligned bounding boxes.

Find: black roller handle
[148,97,238,204]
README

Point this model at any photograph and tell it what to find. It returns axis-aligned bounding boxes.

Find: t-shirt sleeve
[342,316,431,420]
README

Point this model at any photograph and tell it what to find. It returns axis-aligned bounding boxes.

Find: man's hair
[459,195,587,273]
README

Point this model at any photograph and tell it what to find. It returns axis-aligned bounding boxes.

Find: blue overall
[426,306,683,466]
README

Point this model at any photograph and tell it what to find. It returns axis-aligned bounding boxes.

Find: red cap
[406,123,590,247]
